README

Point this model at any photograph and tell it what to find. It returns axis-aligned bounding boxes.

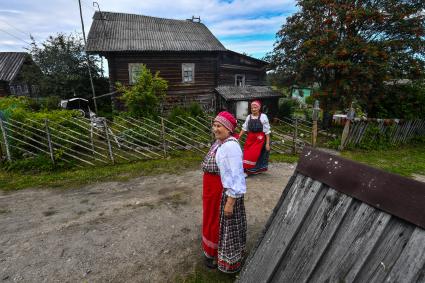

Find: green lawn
[340,143,425,177]
[0,153,203,191]
[1,142,423,191]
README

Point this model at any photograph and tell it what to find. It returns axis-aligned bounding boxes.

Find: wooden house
[238,147,425,283]
[86,11,280,117]
[0,52,39,97]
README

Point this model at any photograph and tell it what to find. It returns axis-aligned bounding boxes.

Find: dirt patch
[0,163,295,282]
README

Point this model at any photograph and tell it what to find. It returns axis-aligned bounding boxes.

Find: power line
[0,18,29,37]
[0,28,31,45]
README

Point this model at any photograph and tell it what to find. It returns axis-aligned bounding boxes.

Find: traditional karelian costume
[242,104,271,175]
[201,111,247,273]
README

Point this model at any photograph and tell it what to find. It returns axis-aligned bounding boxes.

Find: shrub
[116,64,168,118]
[278,98,296,119]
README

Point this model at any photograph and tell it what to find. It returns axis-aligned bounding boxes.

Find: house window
[128,63,144,85]
[182,63,195,83]
[23,84,29,94]
[9,85,15,95]
[235,74,245,86]
[16,85,22,95]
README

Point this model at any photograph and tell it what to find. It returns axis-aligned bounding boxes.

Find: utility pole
[78,0,98,114]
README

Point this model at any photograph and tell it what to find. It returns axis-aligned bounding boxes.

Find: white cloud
[0,0,296,56]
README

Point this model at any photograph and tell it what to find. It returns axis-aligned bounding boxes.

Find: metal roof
[0,52,27,82]
[86,11,226,52]
[215,86,281,101]
[238,147,425,283]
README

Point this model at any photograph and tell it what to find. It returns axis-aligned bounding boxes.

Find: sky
[0,0,298,59]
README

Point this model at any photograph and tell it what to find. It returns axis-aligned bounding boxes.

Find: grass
[0,152,203,191]
[341,142,425,177]
[269,152,299,164]
[1,142,423,191]
[175,262,237,283]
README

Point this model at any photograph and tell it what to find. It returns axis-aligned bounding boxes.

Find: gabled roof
[238,147,425,283]
[0,52,27,82]
[86,11,226,52]
[215,86,281,101]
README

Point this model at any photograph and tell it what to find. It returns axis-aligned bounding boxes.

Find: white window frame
[9,85,15,95]
[235,74,245,86]
[182,63,195,84]
[128,63,144,85]
[16,85,22,95]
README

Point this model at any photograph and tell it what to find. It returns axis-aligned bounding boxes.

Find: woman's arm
[224,196,236,217]
[265,134,270,151]
[238,129,246,139]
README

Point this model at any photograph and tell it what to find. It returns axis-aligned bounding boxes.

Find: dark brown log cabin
[86,12,278,115]
[0,52,39,97]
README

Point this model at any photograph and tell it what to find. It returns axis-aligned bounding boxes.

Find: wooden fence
[0,115,305,167]
[341,119,425,149]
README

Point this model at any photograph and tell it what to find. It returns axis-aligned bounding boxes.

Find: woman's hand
[266,143,271,151]
[224,197,235,217]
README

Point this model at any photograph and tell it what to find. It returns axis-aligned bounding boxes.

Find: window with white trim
[182,63,195,83]
[235,74,245,86]
[9,85,15,95]
[128,63,144,85]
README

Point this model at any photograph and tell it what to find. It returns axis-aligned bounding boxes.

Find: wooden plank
[297,147,425,229]
[352,217,415,283]
[383,227,425,283]
[270,188,352,283]
[237,174,322,283]
[307,200,391,282]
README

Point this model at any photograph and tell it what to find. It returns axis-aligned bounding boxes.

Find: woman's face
[212,121,231,141]
[251,103,260,114]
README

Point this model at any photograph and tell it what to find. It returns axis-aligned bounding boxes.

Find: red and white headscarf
[251,100,261,108]
[214,111,237,133]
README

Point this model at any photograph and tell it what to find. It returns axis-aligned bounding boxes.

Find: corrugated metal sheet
[238,147,425,283]
[0,52,27,82]
[215,85,281,101]
[86,12,226,52]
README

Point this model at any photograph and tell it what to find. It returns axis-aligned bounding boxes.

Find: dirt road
[0,163,295,282]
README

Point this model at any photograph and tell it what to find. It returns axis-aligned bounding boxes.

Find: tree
[23,33,109,100]
[266,0,425,120]
[116,65,168,118]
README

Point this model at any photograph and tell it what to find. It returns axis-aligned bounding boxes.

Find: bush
[277,98,296,119]
[116,64,168,118]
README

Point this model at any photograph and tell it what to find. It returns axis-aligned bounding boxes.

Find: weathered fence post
[312,100,320,147]
[44,119,55,165]
[103,119,114,164]
[339,104,355,151]
[293,117,298,154]
[0,118,11,161]
[160,117,167,158]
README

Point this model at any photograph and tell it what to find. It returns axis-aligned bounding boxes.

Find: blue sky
[0,0,297,59]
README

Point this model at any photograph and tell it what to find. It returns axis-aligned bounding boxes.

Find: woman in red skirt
[201,111,247,273]
[239,100,271,175]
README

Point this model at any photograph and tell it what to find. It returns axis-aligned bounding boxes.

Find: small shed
[215,85,281,119]
[238,147,425,283]
[0,52,39,97]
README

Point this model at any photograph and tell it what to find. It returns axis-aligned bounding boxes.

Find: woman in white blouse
[201,111,247,273]
[238,100,271,175]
